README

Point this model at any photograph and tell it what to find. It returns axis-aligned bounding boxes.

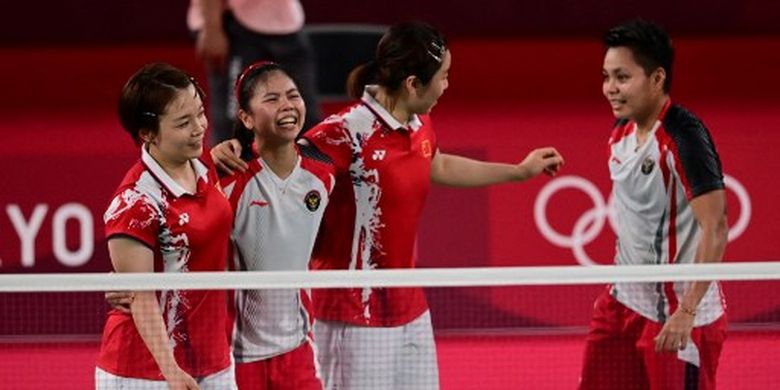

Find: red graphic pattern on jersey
[304,94,438,327]
[97,149,232,380]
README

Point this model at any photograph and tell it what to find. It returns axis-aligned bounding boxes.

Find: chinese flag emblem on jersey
[421,140,432,158]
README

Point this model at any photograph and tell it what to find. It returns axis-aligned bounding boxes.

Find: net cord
[1,262,779,292]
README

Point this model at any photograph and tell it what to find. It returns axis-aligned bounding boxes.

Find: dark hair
[232,61,293,161]
[117,63,203,145]
[346,21,448,99]
[603,19,674,93]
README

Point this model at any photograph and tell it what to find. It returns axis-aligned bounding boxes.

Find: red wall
[3,1,780,44]
[1,38,778,330]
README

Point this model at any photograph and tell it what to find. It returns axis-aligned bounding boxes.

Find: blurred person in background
[188,0,320,145]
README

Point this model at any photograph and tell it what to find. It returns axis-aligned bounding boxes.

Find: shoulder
[659,104,722,178]
[661,104,724,198]
[298,141,337,190]
[661,104,713,146]
[104,174,163,226]
[112,161,161,200]
[219,159,263,200]
[298,141,335,165]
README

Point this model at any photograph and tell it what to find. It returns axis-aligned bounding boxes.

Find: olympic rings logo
[533,175,751,266]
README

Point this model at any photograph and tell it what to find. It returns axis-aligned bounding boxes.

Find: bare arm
[654,189,728,352]
[430,147,564,187]
[195,0,228,71]
[108,238,199,389]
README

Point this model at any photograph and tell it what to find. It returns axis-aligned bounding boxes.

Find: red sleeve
[302,120,353,173]
[103,188,160,249]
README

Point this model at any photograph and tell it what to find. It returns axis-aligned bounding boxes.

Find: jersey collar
[657,97,673,121]
[141,144,209,198]
[361,86,423,132]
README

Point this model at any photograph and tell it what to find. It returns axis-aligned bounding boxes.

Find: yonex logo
[372,150,386,161]
[178,213,189,226]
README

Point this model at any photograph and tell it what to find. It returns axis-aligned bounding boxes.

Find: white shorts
[313,310,439,390]
[95,363,237,389]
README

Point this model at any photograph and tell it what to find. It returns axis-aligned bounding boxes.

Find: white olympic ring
[533,174,751,266]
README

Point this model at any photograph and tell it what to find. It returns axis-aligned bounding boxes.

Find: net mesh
[1,263,779,389]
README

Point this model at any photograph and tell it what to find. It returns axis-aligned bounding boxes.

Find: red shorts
[579,289,726,390]
[235,340,322,390]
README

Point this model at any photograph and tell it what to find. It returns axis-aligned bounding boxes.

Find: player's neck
[374,87,413,124]
[147,145,197,192]
[259,142,297,179]
[634,95,670,136]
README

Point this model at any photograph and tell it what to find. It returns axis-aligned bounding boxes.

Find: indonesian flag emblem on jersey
[220,145,335,362]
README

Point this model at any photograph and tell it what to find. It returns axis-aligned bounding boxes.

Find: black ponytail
[346,60,378,99]
[346,22,447,99]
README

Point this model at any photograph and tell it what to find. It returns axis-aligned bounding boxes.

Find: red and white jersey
[303,88,438,327]
[607,100,726,326]
[97,146,232,379]
[222,146,334,362]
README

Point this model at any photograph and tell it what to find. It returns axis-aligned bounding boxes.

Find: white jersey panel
[609,122,724,326]
[230,156,330,362]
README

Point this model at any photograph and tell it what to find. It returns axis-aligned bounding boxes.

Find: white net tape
[2,261,779,292]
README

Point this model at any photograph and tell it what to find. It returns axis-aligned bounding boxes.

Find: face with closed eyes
[239,70,306,146]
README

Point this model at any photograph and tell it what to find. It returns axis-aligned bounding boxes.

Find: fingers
[104,291,134,313]
[115,304,132,314]
[211,140,248,175]
[225,156,248,173]
[214,160,235,176]
[536,147,564,176]
[654,332,688,352]
[542,147,565,165]
[227,139,242,156]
